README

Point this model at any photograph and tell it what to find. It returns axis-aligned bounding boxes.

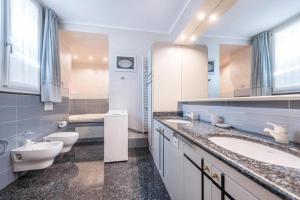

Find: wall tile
[290,100,300,109]
[69,99,109,115]
[16,94,40,106]
[16,118,42,135]
[0,153,12,173]
[17,105,42,120]
[0,107,16,123]
[0,168,16,190]
[181,103,300,143]
[0,93,69,189]
[0,93,17,107]
[0,122,16,140]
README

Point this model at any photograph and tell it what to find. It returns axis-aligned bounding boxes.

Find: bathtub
[68,113,105,123]
[68,114,106,140]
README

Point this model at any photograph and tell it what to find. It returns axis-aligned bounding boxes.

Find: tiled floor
[0,142,170,200]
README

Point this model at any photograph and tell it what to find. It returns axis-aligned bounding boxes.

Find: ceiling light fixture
[73,55,78,59]
[197,13,206,21]
[190,36,197,42]
[88,56,94,61]
[209,14,218,22]
[180,35,186,40]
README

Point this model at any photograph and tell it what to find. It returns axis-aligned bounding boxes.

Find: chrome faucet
[185,112,198,121]
[264,122,289,144]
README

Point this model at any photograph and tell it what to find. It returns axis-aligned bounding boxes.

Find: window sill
[0,87,40,95]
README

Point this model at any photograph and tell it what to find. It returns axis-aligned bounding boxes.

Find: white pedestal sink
[209,137,300,169]
[11,141,63,172]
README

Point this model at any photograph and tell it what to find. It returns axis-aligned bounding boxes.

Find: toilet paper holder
[58,121,68,128]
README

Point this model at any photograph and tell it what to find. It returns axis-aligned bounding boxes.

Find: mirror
[203,1,300,99]
[219,45,252,98]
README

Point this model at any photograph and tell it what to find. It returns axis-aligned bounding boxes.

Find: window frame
[270,14,300,95]
[0,0,42,95]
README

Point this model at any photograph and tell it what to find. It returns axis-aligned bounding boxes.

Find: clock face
[118,59,133,69]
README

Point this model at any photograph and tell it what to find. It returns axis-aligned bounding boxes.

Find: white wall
[61,23,169,132]
[220,46,252,97]
[69,64,109,99]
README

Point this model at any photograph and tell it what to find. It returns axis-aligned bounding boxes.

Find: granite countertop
[154,115,300,200]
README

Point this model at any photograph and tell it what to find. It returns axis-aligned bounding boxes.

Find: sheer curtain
[273,19,300,93]
[7,0,41,92]
[250,32,273,96]
[40,8,61,103]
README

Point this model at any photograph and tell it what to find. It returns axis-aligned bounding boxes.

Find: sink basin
[209,137,300,169]
[11,141,63,172]
[165,119,191,124]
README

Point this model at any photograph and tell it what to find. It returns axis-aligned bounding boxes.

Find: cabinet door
[211,166,222,200]
[153,124,160,170]
[163,133,173,197]
[183,155,202,200]
[181,45,208,100]
[164,133,184,200]
[225,176,258,200]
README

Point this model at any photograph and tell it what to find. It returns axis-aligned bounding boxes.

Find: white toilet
[44,132,79,153]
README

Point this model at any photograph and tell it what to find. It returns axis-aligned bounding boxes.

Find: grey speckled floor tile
[104,148,170,200]
[0,142,169,200]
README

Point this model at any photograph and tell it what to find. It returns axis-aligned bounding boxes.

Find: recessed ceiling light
[209,14,218,22]
[73,55,78,59]
[88,56,94,61]
[180,35,186,40]
[190,36,197,42]
[103,57,108,62]
[197,13,206,21]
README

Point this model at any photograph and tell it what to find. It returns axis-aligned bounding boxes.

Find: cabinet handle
[203,166,210,173]
[212,173,219,181]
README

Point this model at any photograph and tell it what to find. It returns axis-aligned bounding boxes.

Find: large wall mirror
[204,1,300,99]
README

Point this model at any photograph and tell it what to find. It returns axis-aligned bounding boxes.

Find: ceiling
[41,0,190,33]
[205,0,300,39]
[60,31,109,65]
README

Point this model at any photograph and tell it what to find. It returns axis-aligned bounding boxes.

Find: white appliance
[104,110,128,163]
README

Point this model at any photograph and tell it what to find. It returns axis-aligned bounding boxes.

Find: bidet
[11,141,63,172]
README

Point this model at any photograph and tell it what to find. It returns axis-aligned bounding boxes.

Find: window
[1,0,41,93]
[272,17,300,94]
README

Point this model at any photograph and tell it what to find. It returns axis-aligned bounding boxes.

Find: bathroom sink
[165,119,191,124]
[11,141,63,172]
[209,137,300,169]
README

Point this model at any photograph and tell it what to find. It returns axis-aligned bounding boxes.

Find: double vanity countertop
[154,115,300,200]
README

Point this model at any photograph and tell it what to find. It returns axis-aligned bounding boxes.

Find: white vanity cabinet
[153,120,163,175]
[152,119,283,200]
[153,121,184,200]
[182,140,203,200]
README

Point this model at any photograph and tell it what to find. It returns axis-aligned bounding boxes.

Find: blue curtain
[250,31,273,96]
[40,8,62,102]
